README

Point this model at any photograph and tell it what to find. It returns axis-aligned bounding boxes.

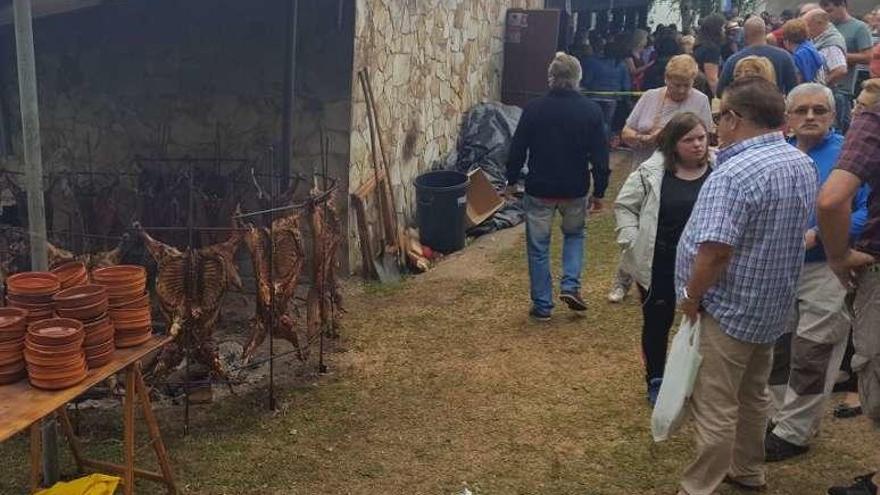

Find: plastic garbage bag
[651,315,703,442]
[35,474,121,495]
[439,101,526,237]
[447,101,522,189]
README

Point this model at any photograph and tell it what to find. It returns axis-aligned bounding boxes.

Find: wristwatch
[682,287,695,302]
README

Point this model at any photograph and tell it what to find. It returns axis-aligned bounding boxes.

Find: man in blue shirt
[675,77,817,494]
[764,84,869,463]
[717,17,799,96]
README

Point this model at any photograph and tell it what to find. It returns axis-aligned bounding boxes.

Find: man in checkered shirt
[674,77,818,495]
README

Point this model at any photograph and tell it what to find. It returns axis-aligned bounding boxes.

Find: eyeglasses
[789,105,832,116]
[719,108,743,121]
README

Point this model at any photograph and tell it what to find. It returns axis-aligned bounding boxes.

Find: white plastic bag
[651,315,703,442]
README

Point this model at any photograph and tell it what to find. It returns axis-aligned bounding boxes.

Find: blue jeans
[591,97,618,140]
[524,194,587,313]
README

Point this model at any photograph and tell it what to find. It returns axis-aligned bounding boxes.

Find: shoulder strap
[651,89,668,130]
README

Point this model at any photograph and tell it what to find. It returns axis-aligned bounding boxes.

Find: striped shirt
[675,132,818,343]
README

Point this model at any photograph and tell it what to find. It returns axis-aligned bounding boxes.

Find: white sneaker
[607,287,626,303]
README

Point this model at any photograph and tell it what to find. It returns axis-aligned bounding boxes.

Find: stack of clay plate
[51,261,88,290]
[5,272,61,324]
[92,266,151,348]
[52,285,114,368]
[24,318,87,390]
[0,307,29,385]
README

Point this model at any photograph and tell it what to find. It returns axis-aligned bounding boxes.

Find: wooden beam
[280,0,299,180]
[29,424,41,493]
[13,0,48,271]
[134,365,178,494]
[14,1,53,484]
[123,367,136,495]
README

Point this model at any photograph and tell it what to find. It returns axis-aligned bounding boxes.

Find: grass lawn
[1,153,877,494]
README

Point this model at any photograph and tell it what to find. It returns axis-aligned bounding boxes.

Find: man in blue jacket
[717,17,799,96]
[765,83,869,462]
[505,52,610,321]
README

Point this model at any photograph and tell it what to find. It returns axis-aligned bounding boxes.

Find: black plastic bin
[414,170,470,253]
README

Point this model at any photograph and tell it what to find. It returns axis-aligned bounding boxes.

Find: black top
[716,44,799,96]
[693,42,722,72]
[721,41,737,61]
[693,42,722,99]
[654,167,711,258]
[506,89,611,199]
[642,57,669,90]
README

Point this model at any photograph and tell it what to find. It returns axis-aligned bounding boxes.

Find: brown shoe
[723,475,767,492]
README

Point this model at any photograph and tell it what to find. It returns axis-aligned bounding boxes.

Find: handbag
[651,315,703,442]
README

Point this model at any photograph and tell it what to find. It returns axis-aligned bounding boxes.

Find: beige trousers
[852,268,880,425]
[679,314,774,495]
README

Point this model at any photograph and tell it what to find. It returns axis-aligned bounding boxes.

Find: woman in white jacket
[614,112,713,406]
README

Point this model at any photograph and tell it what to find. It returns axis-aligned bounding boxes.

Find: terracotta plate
[53,284,107,308]
[6,272,61,296]
[91,265,146,283]
[29,369,88,390]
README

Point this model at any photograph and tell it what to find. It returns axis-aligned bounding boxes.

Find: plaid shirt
[676,132,818,344]
[836,105,880,257]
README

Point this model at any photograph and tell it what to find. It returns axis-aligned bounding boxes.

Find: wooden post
[12,0,48,271]
[14,0,54,486]
[280,0,299,180]
[134,364,178,494]
[123,368,136,495]
[29,424,41,493]
[56,407,85,473]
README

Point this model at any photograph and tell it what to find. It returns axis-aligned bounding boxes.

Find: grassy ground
[1,154,877,494]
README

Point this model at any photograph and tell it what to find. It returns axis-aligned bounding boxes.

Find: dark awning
[0,0,104,25]
[572,0,649,9]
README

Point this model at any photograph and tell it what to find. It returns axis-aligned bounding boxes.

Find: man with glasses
[764,83,869,462]
[819,80,880,495]
[675,77,818,495]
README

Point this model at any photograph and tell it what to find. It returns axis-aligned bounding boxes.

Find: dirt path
[1,154,877,494]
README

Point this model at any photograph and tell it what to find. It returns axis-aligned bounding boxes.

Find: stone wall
[348,0,544,268]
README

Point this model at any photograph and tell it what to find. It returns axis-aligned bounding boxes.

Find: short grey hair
[786,82,835,112]
[548,52,583,90]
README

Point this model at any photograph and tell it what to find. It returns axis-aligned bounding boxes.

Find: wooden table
[0,335,178,494]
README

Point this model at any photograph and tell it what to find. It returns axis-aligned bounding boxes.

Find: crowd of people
[504,1,880,494]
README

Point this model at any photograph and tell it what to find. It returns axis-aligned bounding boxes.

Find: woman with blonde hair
[608,54,714,303]
[854,78,880,115]
[680,34,696,55]
[733,55,777,83]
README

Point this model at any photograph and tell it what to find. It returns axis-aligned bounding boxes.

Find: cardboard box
[465,168,504,228]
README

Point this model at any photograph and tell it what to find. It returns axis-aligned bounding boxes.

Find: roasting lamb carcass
[135,222,242,381]
[240,210,307,363]
[46,233,132,270]
[305,189,344,343]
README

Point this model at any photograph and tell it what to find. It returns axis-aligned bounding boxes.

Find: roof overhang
[572,0,649,9]
[0,0,105,25]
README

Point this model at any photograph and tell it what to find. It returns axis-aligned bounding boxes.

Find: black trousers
[638,250,677,384]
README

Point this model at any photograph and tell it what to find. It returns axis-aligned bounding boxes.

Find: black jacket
[506,89,610,199]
